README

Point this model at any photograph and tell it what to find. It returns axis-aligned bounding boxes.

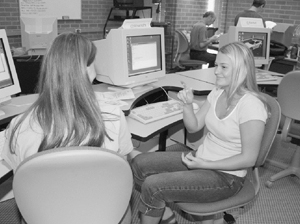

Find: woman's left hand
[181,152,206,169]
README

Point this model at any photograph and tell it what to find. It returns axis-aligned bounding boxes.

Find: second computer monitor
[219,26,271,67]
[94,27,166,88]
[20,16,58,55]
[0,29,21,114]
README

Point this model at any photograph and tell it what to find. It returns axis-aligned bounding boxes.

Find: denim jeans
[131,151,245,217]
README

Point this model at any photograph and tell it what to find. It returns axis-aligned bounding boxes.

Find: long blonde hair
[10,32,112,152]
[218,41,269,112]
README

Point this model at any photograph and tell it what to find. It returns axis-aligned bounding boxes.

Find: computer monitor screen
[94,26,165,88]
[20,16,58,55]
[219,26,271,67]
[0,29,21,115]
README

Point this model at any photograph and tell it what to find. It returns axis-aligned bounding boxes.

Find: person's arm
[177,87,210,133]
[117,108,138,159]
[199,35,219,48]
[182,120,265,170]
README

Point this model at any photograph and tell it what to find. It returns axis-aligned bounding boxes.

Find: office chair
[173,30,207,71]
[13,146,133,224]
[265,70,300,188]
[167,93,281,223]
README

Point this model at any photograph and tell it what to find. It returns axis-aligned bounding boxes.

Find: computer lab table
[92,72,215,151]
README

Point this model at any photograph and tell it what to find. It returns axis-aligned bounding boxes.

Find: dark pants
[190,49,216,68]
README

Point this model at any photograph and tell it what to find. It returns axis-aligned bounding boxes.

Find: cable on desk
[159,86,179,102]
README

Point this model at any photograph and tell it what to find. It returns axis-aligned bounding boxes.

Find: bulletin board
[19,0,81,20]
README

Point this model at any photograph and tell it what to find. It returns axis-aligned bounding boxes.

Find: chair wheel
[265,180,273,188]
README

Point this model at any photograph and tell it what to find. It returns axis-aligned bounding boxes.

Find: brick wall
[0,0,114,47]
[1,0,299,68]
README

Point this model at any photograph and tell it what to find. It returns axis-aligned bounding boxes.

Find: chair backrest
[277,70,300,141]
[174,30,191,65]
[13,146,133,224]
[175,30,190,54]
[255,93,281,167]
[277,70,300,122]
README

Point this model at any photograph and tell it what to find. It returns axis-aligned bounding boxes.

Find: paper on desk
[95,89,135,101]
[94,89,134,107]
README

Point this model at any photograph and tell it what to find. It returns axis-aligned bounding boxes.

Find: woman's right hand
[177,87,194,105]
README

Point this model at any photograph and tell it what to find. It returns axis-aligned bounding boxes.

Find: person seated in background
[2,32,139,170]
[131,42,269,224]
[190,11,220,68]
[234,0,266,27]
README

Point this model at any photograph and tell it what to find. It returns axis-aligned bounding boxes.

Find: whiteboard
[19,0,81,20]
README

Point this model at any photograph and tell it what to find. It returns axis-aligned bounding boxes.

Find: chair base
[266,146,300,188]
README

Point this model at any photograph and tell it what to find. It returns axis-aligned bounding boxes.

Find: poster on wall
[19,0,81,20]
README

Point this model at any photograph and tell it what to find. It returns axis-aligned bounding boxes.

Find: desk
[175,67,283,86]
[92,73,214,150]
[0,94,38,127]
[92,73,215,116]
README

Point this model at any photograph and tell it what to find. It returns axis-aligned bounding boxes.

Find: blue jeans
[131,151,245,217]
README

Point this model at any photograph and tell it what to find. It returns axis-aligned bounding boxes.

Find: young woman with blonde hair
[131,42,269,224]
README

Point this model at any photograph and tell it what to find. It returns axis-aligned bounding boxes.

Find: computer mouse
[192,102,199,111]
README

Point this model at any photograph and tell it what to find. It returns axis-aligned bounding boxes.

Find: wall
[0,0,158,47]
[0,0,114,47]
[1,0,299,67]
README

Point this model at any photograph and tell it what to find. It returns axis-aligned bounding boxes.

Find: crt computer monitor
[219,26,271,67]
[94,26,165,88]
[0,29,21,115]
[20,16,58,55]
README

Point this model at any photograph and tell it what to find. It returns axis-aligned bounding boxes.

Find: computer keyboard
[129,99,183,124]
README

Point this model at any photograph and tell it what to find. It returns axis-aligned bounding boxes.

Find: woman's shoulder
[238,92,268,119]
[242,92,264,104]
